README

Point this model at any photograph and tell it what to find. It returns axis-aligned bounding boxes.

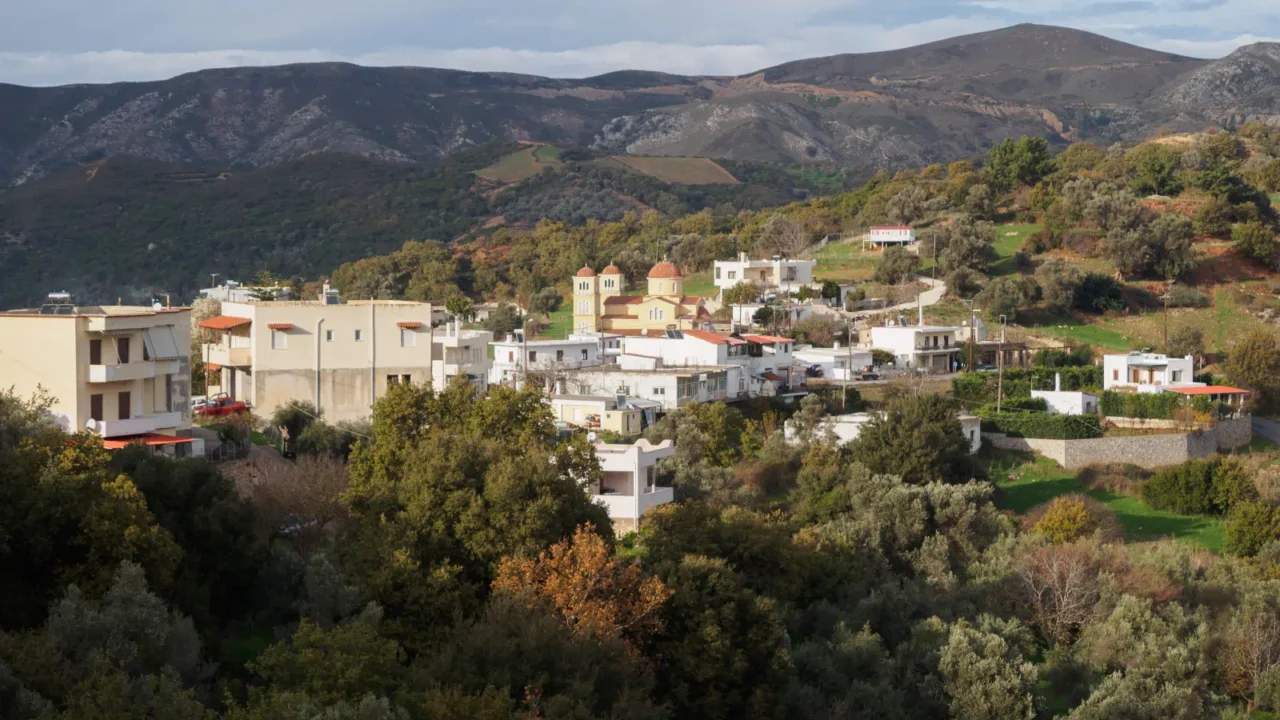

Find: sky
[1,0,1277,86]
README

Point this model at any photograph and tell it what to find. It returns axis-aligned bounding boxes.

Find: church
[572,261,712,334]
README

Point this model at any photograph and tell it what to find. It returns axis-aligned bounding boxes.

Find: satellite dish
[640,328,648,336]
[85,419,97,431]
[587,432,598,443]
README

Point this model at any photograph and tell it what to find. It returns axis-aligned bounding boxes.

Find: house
[549,395,645,436]
[713,253,817,299]
[431,321,493,394]
[561,363,739,412]
[1032,375,1098,415]
[472,302,521,323]
[870,324,961,372]
[730,302,813,329]
[622,329,750,369]
[1102,351,1195,393]
[740,334,803,394]
[861,226,917,249]
[198,287,436,423]
[0,294,196,454]
[591,439,676,532]
[785,411,982,453]
[199,280,292,303]
[489,333,603,387]
[793,344,874,380]
[571,261,711,334]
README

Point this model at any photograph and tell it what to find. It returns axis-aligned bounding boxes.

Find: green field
[993,453,1226,551]
[988,224,1040,276]
[813,241,882,283]
[608,156,739,185]
[539,304,574,339]
[1022,317,1133,351]
[681,271,720,298]
[475,146,562,183]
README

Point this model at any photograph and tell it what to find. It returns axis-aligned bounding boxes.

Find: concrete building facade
[712,253,816,299]
[1102,352,1195,393]
[591,439,676,532]
[0,298,193,450]
[870,324,961,372]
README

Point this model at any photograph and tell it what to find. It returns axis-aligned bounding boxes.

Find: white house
[1032,373,1099,415]
[199,280,293,303]
[713,253,816,299]
[591,439,676,532]
[622,329,750,369]
[793,344,874,381]
[786,411,981,453]
[431,321,493,393]
[862,226,917,249]
[489,333,603,387]
[869,324,961,372]
[731,303,814,330]
[741,334,802,394]
[561,364,740,411]
[1102,351,1195,393]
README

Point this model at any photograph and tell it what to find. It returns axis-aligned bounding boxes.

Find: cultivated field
[607,156,739,185]
[475,146,562,183]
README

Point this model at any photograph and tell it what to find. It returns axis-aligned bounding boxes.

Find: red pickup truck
[195,394,248,418]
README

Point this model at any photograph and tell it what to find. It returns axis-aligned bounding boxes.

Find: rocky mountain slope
[1,24,1278,186]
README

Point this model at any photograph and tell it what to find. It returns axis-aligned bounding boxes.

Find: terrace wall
[984,416,1252,469]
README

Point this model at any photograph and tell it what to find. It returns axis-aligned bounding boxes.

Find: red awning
[102,434,195,450]
[267,322,295,330]
[743,334,793,344]
[205,363,223,372]
[197,315,252,331]
[1165,385,1250,396]
[760,371,783,382]
[397,321,425,329]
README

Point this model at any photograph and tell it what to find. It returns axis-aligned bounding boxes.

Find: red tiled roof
[1165,385,1250,395]
[681,296,706,305]
[743,334,793,344]
[576,265,597,277]
[397,321,425,329]
[102,433,194,450]
[682,329,735,345]
[648,261,682,279]
[197,315,252,331]
[601,264,623,275]
[267,322,295,330]
[603,296,644,305]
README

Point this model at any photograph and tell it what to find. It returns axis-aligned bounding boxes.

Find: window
[90,394,103,422]
[1171,370,1181,382]
[89,339,102,365]
[579,300,589,314]
[728,271,736,280]
[326,329,334,342]
[528,351,537,362]
[657,282,664,293]
[117,391,131,420]
[581,349,589,360]
[507,351,514,362]
[400,328,416,347]
[1112,369,1119,381]
[165,374,173,410]
[271,329,288,350]
[648,308,665,321]
[944,336,950,348]
[578,281,589,292]
[715,267,722,279]
[354,329,363,342]
[578,322,588,333]
[388,374,413,386]
[654,387,665,395]
[117,337,130,363]
[556,350,564,362]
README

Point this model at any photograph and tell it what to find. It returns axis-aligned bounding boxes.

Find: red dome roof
[647,261,682,279]
[575,266,597,278]
[601,264,623,275]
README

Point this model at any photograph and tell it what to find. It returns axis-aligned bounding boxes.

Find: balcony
[88,362,156,383]
[206,344,252,367]
[592,486,675,520]
[91,411,184,438]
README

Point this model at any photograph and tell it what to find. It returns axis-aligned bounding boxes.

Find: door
[90,394,103,422]
[117,391,131,420]
[89,339,102,365]
[117,337,130,364]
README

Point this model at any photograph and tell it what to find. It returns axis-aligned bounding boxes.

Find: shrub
[271,400,321,440]
[1233,220,1277,264]
[1024,495,1123,543]
[1099,390,1183,419]
[1141,458,1257,516]
[1225,501,1280,556]
[1164,285,1210,309]
[1077,463,1150,496]
[1032,346,1094,368]
[979,411,1102,439]
[1076,274,1126,312]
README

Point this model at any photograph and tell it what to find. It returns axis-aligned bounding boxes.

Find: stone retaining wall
[984,416,1252,469]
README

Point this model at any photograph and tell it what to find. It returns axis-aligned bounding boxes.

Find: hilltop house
[1102,351,1195,393]
[870,324,961,372]
[862,226,917,249]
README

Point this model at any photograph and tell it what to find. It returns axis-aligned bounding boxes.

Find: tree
[756,213,810,257]
[1086,184,1143,234]
[984,136,1054,192]
[964,183,995,220]
[722,281,763,305]
[874,246,917,284]
[1035,259,1085,313]
[1076,273,1126,312]
[481,303,522,337]
[529,287,563,318]
[250,454,350,553]
[1102,226,1152,277]
[1029,496,1115,544]
[820,280,842,302]
[886,186,929,225]
[1227,502,1280,557]
[938,618,1038,720]
[1225,586,1280,710]
[1010,538,1104,645]
[493,523,671,653]
[444,296,474,322]
[1226,327,1280,410]
[1234,221,1277,264]
[1128,143,1185,196]
[937,215,996,275]
[1148,214,1197,280]
[792,315,841,347]
[1166,326,1205,360]
[846,394,981,485]
[977,276,1039,321]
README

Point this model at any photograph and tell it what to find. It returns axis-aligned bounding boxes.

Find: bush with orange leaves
[493,523,672,654]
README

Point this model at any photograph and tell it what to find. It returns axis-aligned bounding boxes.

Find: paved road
[847,274,947,319]
[1252,416,1280,445]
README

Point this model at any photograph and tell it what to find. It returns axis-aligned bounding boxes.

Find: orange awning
[397,321,426,329]
[205,363,223,372]
[102,434,195,450]
[267,323,295,330]
[197,315,252,331]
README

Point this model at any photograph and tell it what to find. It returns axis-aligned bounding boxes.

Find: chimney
[834,341,840,350]
[1055,373,1061,392]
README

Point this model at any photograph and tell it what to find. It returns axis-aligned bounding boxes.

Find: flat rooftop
[5,305,189,317]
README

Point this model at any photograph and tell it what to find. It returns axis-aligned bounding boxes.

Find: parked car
[195,393,248,418]
[860,372,880,381]
[805,364,824,378]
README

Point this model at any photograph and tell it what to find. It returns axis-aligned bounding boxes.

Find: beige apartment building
[199,292,443,423]
[0,295,194,450]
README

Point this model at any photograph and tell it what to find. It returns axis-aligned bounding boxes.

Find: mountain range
[3,24,1279,187]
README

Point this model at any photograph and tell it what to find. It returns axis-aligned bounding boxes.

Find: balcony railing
[92,411,184,438]
[88,362,156,383]
[206,345,252,367]
[592,486,675,519]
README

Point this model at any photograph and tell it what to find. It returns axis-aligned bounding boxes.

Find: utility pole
[843,317,853,410]
[962,299,977,373]
[1162,288,1170,349]
[997,315,1007,414]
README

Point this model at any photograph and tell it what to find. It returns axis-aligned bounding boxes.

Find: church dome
[647,261,682,279]
[575,266,597,277]
[601,264,623,275]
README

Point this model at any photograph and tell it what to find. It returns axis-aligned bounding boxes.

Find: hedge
[978,410,1103,439]
[1141,457,1255,516]
[1099,390,1182,419]
[953,366,1104,404]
